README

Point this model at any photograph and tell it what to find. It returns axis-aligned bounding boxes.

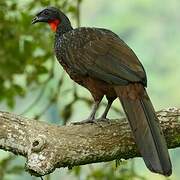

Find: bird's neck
[55,19,73,38]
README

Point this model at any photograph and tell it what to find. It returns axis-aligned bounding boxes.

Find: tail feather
[114,86,172,176]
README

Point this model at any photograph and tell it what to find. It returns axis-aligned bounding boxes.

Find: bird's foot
[72,118,97,125]
[72,118,105,127]
[97,117,111,124]
[72,118,110,127]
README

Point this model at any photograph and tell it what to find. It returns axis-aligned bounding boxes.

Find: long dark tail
[114,86,172,176]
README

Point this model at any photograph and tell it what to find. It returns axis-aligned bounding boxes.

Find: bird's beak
[32,16,39,24]
[32,16,47,24]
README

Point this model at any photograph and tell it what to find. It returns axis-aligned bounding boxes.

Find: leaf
[36,65,49,74]
[61,103,73,122]
[70,166,81,177]
[13,84,26,97]
[68,6,77,13]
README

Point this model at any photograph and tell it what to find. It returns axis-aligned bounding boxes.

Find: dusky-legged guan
[32,7,172,176]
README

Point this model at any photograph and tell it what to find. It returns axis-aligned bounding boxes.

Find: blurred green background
[0,0,179,179]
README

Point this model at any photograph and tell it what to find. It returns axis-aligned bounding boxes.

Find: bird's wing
[67,30,147,86]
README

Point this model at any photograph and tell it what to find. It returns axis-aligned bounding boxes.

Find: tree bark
[0,107,179,176]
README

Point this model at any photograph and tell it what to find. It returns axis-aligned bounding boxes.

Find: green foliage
[0,0,80,108]
[0,155,24,179]
[70,161,146,180]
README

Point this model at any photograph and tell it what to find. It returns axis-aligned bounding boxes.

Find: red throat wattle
[48,19,60,32]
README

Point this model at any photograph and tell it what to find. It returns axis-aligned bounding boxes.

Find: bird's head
[32,7,72,33]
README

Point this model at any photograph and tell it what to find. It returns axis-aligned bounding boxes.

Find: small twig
[76,0,81,27]
[21,60,55,115]
[45,174,51,180]
[21,86,47,115]
[34,72,65,119]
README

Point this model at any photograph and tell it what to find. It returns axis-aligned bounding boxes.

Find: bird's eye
[44,11,49,15]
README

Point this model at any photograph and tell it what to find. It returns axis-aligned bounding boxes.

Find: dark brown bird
[32,7,172,176]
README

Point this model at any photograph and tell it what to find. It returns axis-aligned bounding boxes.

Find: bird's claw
[97,117,111,124]
[72,119,96,125]
[72,118,104,127]
[72,118,110,127]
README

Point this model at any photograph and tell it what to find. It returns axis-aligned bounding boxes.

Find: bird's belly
[56,54,116,99]
[82,77,117,99]
[71,74,117,99]
[62,61,116,98]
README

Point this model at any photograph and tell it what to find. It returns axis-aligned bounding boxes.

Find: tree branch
[0,107,180,176]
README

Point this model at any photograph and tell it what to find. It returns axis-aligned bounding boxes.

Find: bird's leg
[99,99,113,121]
[72,100,101,124]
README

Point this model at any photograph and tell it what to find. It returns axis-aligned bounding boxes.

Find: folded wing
[66,30,147,86]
